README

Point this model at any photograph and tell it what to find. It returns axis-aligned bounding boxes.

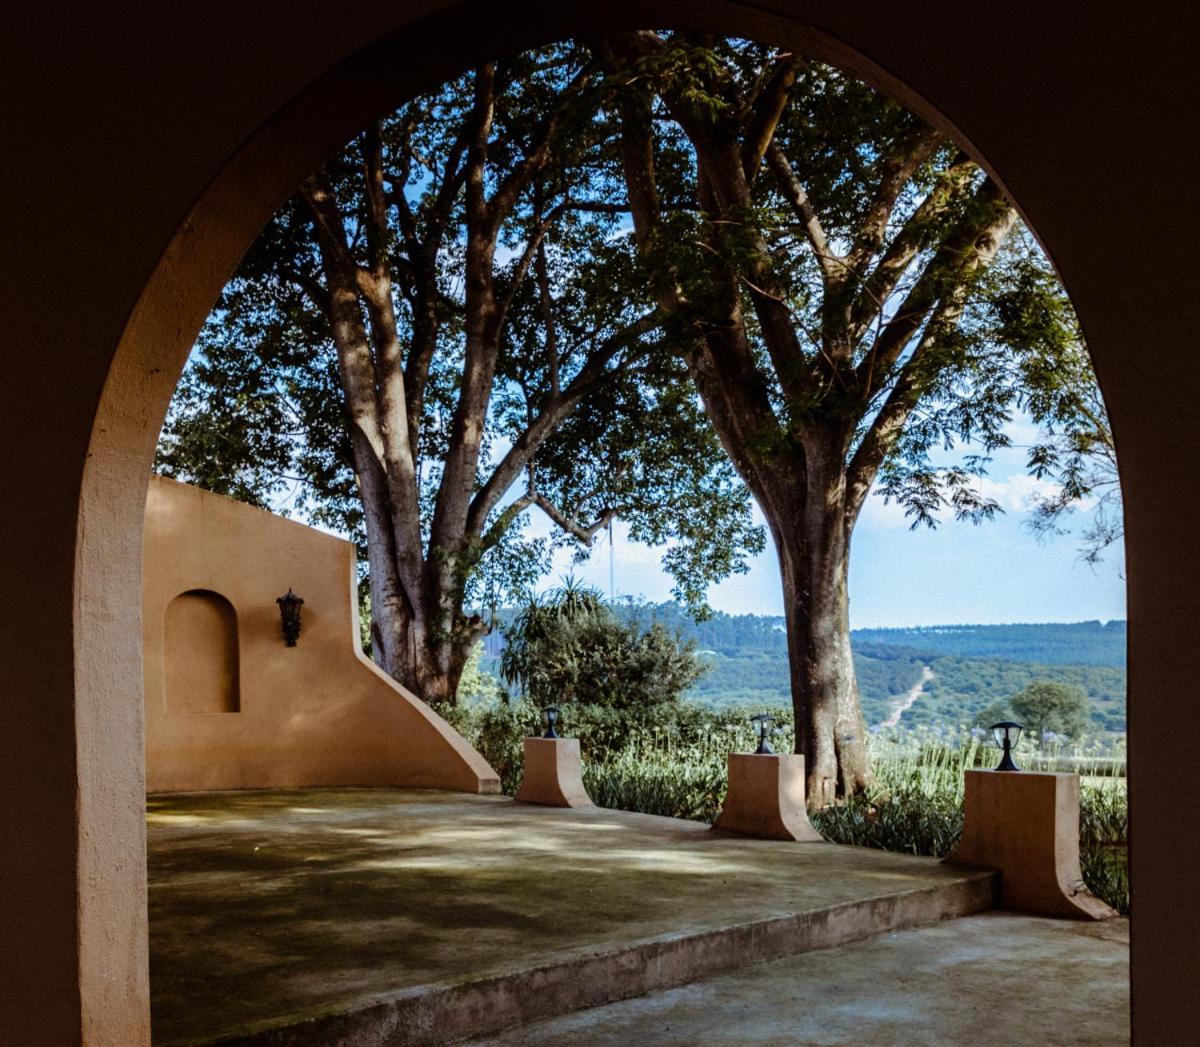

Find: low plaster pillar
[948,769,1116,919]
[515,737,592,808]
[713,753,824,841]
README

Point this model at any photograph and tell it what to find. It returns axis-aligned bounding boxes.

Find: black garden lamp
[750,713,775,755]
[990,721,1023,772]
[542,706,561,739]
[276,588,304,646]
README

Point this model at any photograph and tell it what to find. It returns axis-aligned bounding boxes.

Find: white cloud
[974,473,1062,512]
[859,491,917,529]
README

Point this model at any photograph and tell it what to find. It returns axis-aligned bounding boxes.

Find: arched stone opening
[7,4,1196,1043]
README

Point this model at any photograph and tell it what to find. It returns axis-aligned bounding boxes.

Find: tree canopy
[579,31,1110,802]
[157,41,762,701]
[1011,681,1092,739]
[157,34,1114,787]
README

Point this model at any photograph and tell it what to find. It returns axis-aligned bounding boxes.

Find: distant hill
[851,620,1125,668]
[475,603,1127,733]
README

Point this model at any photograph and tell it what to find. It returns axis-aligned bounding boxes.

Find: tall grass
[440,701,1129,914]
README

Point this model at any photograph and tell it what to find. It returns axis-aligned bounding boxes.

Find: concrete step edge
[209,868,996,1047]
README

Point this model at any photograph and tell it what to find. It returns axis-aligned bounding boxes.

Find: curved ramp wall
[143,476,499,794]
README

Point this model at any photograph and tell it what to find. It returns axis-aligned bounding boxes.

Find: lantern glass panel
[750,713,774,754]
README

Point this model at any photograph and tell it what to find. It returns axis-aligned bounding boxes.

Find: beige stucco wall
[143,476,499,794]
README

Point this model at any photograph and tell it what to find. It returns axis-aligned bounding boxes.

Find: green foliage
[456,643,504,706]
[1077,784,1130,914]
[499,582,706,711]
[972,697,1016,729]
[439,697,784,798]
[601,36,1112,537]
[1011,681,1093,740]
[812,788,966,858]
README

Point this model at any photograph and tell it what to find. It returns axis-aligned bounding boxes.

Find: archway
[5,3,1194,1042]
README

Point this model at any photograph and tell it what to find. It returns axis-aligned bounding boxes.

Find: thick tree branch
[616,84,662,247]
[741,55,801,181]
[300,170,425,588]
[485,64,594,237]
[279,267,329,312]
[384,111,419,246]
[843,328,940,529]
[596,30,791,497]
[841,125,944,280]
[530,494,617,545]
[618,36,814,396]
[847,152,977,344]
[300,173,387,467]
[464,64,496,235]
[355,128,421,492]
[764,140,838,283]
[399,133,473,445]
[495,201,568,335]
[435,58,611,577]
[361,123,391,282]
[855,177,1015,397]
[465,308,666,537]
[479,490,616,554]
[429,64,504,553]
[603,32,812,401]
[844,191,1018,523]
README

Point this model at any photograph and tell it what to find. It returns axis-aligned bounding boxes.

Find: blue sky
[529,419,1127,627]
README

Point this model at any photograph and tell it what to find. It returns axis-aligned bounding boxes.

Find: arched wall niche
[17,1,1192,1043]
[163,590,241,714]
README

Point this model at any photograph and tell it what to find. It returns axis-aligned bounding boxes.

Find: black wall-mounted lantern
[542,706,560,739]
[991,721,1023,771]
[750,713,775,755]
[276,589,304,646]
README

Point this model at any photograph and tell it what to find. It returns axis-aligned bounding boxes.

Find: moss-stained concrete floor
[147,789,992,1045]
[471,913,1130,1046]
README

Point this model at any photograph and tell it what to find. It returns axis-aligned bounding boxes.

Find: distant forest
[476,604,1127,733]
[851,620,1125,667]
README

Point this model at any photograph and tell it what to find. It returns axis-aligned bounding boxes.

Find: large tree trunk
[771,452,872,809]
[348,428,476,706]
[412,635,457,705]
[783,543,872,808]
[369,577,474,706]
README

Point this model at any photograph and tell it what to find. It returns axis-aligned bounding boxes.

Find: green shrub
[499,582,705,710]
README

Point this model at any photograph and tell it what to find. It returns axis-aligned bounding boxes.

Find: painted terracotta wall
[143,476,498,794]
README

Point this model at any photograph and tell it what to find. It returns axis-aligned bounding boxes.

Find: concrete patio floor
[472,913,1130,1046]
[147,789,994,1045]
